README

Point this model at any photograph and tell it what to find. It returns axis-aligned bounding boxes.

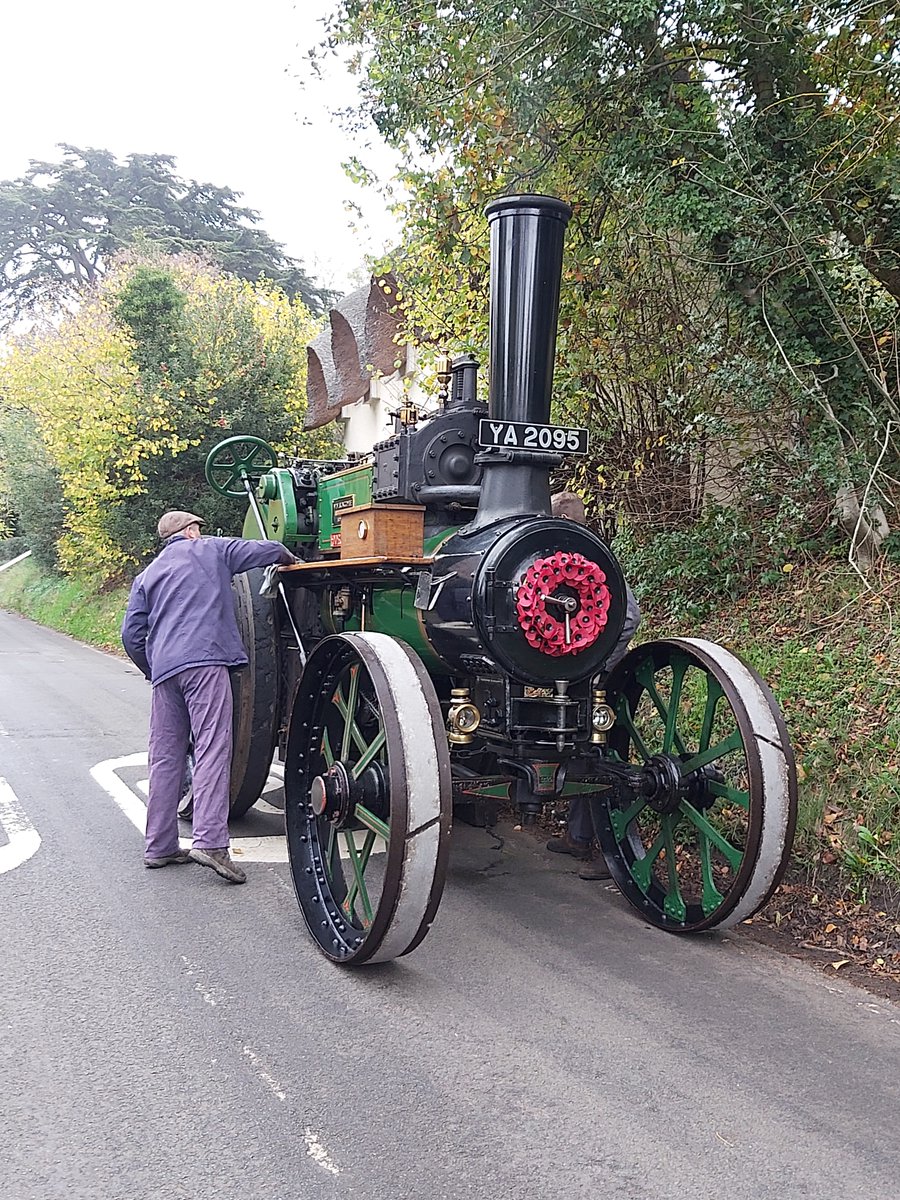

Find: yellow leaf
[830,959,850,970]
[782,563,794,573]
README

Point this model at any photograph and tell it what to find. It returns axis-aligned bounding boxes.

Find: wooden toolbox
[339,503,425,560]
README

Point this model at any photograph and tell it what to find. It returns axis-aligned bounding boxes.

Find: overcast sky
[0,0,401,293]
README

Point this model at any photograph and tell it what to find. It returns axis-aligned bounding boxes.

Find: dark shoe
[144,850,192,869]
[579,844,612,881]
[189,847,247,884]
[546,833,592,861]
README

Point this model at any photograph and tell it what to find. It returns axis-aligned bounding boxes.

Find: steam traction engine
[205,196,797,965]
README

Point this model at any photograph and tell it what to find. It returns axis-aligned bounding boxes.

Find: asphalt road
[2,608,899,1200]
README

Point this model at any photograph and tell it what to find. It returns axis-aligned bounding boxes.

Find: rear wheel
[284,632,452,965]
[594,637,797,932]
[230,568,280,817]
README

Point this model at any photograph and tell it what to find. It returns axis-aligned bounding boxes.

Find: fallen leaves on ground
[745,874,900,1001]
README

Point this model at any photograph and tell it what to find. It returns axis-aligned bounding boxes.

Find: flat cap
[157,510,205,540]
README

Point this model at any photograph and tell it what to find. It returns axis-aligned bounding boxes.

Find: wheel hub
[640,754,684,815]
[310,761,352,824]
[683,762,726,811]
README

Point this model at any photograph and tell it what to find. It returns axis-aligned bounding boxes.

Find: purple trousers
[146,665,233,858]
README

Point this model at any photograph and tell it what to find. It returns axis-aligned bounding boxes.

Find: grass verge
[0,556,128,651]
[645,562,900,887]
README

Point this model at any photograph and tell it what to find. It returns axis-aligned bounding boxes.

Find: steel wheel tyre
[230,568,280,818]
[594,637,797,932]
[284,632,452,965]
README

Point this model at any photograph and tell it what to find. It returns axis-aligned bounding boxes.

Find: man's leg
[146,678,192,860]
[546,795,592,859]
[181,665,233,852]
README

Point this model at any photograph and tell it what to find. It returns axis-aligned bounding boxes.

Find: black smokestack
[471,195,572,528]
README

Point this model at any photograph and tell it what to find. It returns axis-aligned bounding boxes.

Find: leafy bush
[0,406,66,570]
[0,535,27,564]
[0,252,340,579]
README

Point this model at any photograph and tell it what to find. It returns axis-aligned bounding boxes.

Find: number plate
[478,419,589,455]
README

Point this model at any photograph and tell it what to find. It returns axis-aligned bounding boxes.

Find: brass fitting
[436,350,452,406]
[590,688,615,744]
[448,687,481,745]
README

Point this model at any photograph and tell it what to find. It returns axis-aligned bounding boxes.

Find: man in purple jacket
[122,510,295,884]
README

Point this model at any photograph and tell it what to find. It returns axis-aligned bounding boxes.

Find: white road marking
[303,1129,341,1176]
[93,753,286,861]
[241,1044,287,1102]
[0,549,32,574]
[179,954,342,1177]
[180,955,227,1008]
[0,777,41,874]
[93,752,383,862]
[91,753,150,835]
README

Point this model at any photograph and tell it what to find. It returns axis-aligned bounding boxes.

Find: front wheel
[284,633,452,965]
[594,637,797,932]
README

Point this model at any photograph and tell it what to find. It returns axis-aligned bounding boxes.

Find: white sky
[0,0,401,293]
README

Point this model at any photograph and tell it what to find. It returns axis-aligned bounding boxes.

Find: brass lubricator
[435,350,452,407]
[447,687,482,745]
[591,688,616,744]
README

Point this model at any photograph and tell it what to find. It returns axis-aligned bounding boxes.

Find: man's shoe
[189,847,247,884]
[546,833,592,861]
[144,850,192,869]
[578,844,612,881]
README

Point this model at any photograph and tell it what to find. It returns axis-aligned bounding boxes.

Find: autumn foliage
[0,253,338,580]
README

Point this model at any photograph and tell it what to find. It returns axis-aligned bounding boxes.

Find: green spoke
[343,832,374,926]
[341,666,360,761]
[610,795,650,841]
[699,676,725,753]
[354,803,390,841]
[351,730,386,780]
[679,800,744,870]
[325,823,337,880]
[616,696,652,762]
[698,832,725,916]
[706,778,750,809]
[662,657,688,755]
[680,728,743,775]
[662,816,687,922]
[635,660,688,756]
[343,829,377,917]
[332,686,368,757]
[321,727,335,767]
[631,825,667,891]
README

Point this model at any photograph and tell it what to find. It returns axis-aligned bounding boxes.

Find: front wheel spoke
[699,677,724,752]
[698,832,725,916]
[610,795,650,841]
[662,816,687,922]
[354,803,390,841]
[351,729,386,780]
[340,666,360,760]
[679,800,744,870]
[631,825,667,891]
[321,727,335,767]
[706,779,750,809]
[332,690,369,757]
[635,660,688,756]
[680,729,743,775]
[342,832,374,926]
[616,697,652,762]
[325,824,337,880]
[342,830,377,916]
[662,658,688,755]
